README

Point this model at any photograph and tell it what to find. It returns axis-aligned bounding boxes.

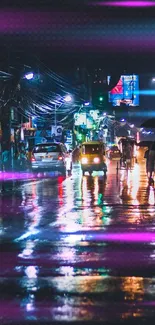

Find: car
[31,142,72,175]
[107,145,121,160]
[80,141,107,176]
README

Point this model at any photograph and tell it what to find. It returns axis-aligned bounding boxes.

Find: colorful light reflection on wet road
[0,160,155,324]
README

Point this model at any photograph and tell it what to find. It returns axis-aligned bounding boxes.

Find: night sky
[0,0,155,72]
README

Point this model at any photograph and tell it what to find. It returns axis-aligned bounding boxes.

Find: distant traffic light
[99,96,104,102]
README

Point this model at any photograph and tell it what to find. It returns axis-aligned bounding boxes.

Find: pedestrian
[66,149,72,175]
[124,143,132,169]
[72,146,80,163]
[2,148,10,171]
[144,146,150,176]
[147,142,155,185]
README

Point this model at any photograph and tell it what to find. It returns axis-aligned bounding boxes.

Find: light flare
[25,266,38,278]
[93,176,99,203]
[26,303,35,312]
[15,229,39,242]
[148,187,155,205]
[59,266,74,276]
[121,276,144,301]
[81,157,88,164]
[92,1,155,7]
[64,234,86,244]
[94,157,100,163]
[86,232,155,242]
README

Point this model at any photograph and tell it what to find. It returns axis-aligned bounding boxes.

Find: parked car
[107,145,121,160]
[31,142,72,175]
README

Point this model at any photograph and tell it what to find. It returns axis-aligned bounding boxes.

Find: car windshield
[33,145,61,153]
[83,145,101,154]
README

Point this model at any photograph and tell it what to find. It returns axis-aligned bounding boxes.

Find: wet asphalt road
[0,159,155,325]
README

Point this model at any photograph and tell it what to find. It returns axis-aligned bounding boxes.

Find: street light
[152,78,155,82]
[64,94,72,102]
[25,72,34,80]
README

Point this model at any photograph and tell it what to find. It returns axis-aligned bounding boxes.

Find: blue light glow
[25,72,34,80]
[135,90,155,95]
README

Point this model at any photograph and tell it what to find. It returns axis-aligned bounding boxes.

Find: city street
[0,2,155,325]
[0,160,155,325]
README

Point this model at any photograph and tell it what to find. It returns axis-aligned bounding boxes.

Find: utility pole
[54,103,57,128]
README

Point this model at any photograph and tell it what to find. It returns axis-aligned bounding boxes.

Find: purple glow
[93,1,155,7]
[0,171,60,180]
[85,232,155,243]
[0,11,154,53]
[0,172,34,180]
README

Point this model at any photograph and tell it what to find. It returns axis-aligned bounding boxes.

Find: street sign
[57,127,62,134]
[51,125,63,137]
[65,130,73,146]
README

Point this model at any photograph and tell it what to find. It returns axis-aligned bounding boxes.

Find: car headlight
[94,157,100,163]
[81,157,88,164]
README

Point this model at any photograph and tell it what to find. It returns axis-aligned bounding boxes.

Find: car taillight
[31,156,36,162]
[58,155,63,160]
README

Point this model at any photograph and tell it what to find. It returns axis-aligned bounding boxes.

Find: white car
[31,142,72,175]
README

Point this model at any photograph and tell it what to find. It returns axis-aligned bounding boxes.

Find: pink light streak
[0,171,34,180]
[0,171,58,180]
[92,1,155,7]
[86,232,155,243]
